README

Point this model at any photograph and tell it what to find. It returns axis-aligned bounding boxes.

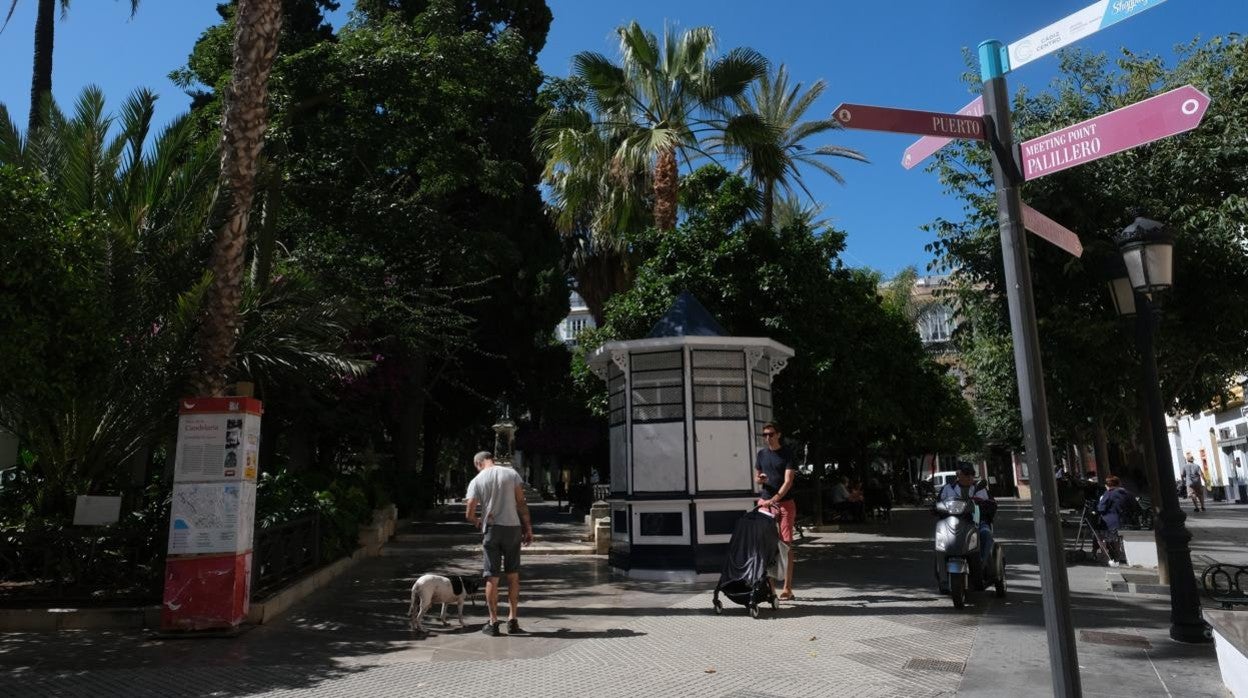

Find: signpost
[1019,85,1210,180]
[1020,203,1083,258]
[902,96,984,169]
[861,1,1203,684]
[161,397,262,633]
[1006,0,1169,71]
[832,103,986,140]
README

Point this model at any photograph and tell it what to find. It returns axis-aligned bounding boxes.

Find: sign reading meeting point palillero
[1020,85,1209,181]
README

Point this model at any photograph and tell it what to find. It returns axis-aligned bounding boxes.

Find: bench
[1203,564,1248,610]
[1205,609,1248,697]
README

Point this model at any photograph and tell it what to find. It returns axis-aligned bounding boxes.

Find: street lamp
[1107,217,1210,643]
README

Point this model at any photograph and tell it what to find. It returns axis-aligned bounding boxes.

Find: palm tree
[1,85,365,515]
[536,80,650,323]
[3,0,141,133]
[717,65,867,230]
[191,0,283,397]
[552,22,767,231]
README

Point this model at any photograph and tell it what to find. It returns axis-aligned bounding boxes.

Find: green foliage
[255,468,372,561]
[0,84,364,520]
[175,0,567,486]
[927,35,1248,447]
[588,165,979,465]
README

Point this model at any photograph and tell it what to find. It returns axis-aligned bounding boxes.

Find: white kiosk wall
[695,421,751,491]
[692,349,753,491]
[629,350,687,493]
[632,422,686,491]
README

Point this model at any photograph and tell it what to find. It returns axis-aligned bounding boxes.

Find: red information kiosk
[161,397,262,632]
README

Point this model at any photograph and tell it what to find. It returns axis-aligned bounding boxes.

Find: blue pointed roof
[646,291,727,338]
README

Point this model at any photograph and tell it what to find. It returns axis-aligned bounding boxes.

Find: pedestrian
[755,423,797,601]
[1095,476,1137,566]
[1181,455,1207,513]
[831,475,865,522]
[465,451,534,636]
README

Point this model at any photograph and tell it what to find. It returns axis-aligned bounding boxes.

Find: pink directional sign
[902,96,985,170]
[1020,85,1210,181]
[1020,202,1083,258]
[833,103,986,141]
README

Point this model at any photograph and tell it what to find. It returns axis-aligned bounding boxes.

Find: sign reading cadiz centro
[1019,85,1209,181]
[1007,0,1169,71]
[833,103,986,140]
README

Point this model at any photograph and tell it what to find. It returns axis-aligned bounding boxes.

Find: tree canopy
[927,36,1248,449]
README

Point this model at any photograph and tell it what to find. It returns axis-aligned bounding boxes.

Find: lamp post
[1106,217,1210,643]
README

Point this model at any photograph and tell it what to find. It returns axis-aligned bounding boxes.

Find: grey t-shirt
[466,465,523,533]
[1182,462,1205,487]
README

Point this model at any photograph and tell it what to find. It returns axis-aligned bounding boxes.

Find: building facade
[556,291,596,346]
[1167,380,1248,500]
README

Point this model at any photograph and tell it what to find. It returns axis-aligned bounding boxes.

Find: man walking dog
[465,451,533,636]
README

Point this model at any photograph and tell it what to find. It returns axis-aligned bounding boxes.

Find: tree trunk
[652,146,678,231]
[27,0,55,134]
[421,407,442,476]
[191,0,283,397]
[1093,419,1110,483]
[394,354,428,471]
[253,162,283,292]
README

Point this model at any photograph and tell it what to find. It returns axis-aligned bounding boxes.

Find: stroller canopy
[718,509,780,589]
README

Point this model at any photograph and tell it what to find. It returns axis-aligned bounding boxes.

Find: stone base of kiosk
[160,551,252,632]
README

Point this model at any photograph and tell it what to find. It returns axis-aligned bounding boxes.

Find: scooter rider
[938,465,996,569]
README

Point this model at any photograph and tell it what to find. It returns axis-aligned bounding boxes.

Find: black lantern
[1104,254,1137,318]
[1112,216,1209,644]
[1117,217,1174,295]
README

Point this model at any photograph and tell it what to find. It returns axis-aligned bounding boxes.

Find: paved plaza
[0,500,1241,696]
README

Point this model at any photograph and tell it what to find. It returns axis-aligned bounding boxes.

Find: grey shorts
[482,525,522,578]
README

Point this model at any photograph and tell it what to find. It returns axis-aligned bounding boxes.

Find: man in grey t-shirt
[465,451,533,636]
[1181,456,1207,513]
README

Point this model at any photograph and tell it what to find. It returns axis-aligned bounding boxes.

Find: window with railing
[692,350,748,419]
[631,351,685,423]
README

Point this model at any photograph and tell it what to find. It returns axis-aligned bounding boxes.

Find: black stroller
[712,506,780,618]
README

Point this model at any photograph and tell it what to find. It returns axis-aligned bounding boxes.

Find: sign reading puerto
[902,96,984,169]
[1008,0,1169,72]
[833,103,986,140]
[1020,85,1209,181]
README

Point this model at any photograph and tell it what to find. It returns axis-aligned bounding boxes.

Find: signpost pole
[978,39,1083,698]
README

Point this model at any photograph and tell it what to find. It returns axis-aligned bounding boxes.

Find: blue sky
[0,1,1242,276]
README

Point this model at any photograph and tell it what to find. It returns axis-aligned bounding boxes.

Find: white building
[1168,382,1248,496]
[556,291,596,346]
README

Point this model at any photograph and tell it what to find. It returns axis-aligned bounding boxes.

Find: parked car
[929,471,959,490]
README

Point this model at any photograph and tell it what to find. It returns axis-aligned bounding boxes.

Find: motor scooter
[933,498,1006,608]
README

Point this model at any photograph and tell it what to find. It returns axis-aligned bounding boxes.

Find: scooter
[933,498,1006,609]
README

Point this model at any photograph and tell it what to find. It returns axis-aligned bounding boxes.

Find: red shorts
[758,498,797,543]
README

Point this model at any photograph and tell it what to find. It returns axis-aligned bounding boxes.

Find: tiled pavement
[1,500,1242,696]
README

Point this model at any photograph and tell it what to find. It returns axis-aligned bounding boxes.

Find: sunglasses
[762,431,778,438]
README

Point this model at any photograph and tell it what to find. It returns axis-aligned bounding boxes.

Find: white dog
[408,574,480,632]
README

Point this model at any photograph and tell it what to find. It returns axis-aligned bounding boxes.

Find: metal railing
[0,513,331,606]
[250,514,320,600]
[0,527,166,606]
